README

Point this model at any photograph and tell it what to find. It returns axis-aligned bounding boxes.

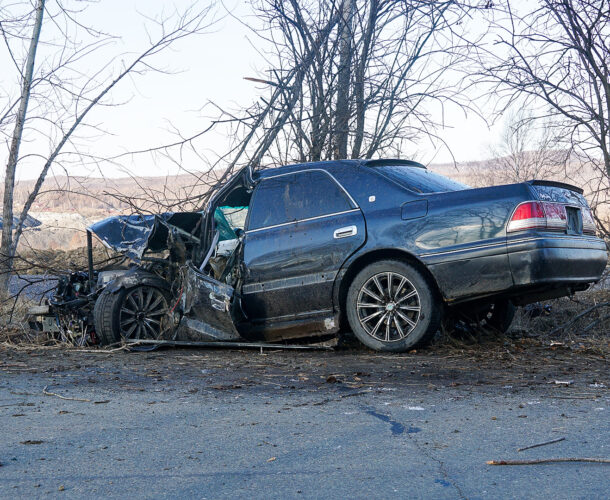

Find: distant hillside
[11,158,609,251]
[7,171,229,217]
[10,171,221,250]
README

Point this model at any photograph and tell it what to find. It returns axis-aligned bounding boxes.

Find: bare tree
[113,0,488,215]
[335,0,356,159]
[0,1,216,293]
[479,111,566,186]
[478,0,610,232]
[1,0,45,295]
[219,0,482,168]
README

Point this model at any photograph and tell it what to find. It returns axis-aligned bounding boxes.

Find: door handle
[333,225,358,239]
[209,293,229,312]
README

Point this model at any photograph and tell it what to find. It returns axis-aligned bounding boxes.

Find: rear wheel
[485,301,516,333]
[94,285,172,345]
[346,260,441,352]
[443,300,515,336]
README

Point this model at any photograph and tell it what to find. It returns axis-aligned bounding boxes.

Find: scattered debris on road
[517,437,566,452]
[487,458,610,465]
[42,385,110,404]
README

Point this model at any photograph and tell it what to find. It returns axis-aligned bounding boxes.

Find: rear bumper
[507,234,608,286]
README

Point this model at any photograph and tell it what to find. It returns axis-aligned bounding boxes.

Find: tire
[486,301,516,333]
[93,288,120,345]
[346,260,441,352]
[443,300,516,336]
[94,285,172,345]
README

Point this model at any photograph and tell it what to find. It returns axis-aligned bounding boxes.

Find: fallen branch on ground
[72,343,130,354]
[549,302,610,335]
[42,385,91,402]
[487,458,610,465]
[517,437,565,452]
[582,313,610,333]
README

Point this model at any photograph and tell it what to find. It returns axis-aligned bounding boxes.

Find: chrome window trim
[246,209,360,234]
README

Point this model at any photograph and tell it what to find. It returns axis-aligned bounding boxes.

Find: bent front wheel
[94,285,172,345]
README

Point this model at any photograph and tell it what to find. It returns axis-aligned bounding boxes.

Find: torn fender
[104,268,170,295]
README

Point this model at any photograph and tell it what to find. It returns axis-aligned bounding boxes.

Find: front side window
[248,170,353,230]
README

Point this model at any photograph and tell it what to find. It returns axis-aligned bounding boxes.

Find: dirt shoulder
[2,339,608,499]
[1,338,607,397]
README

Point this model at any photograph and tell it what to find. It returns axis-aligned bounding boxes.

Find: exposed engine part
[26,271,98,345]
[97,269,129,287]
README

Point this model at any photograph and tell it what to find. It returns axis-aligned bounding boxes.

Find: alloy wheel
[119,286,170,340]
[356,271,421,342]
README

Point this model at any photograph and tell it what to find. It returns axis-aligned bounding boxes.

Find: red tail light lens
[543,202,567,230]
[582,208,597,235]
[508,201,597,234]
[507,201,547,232]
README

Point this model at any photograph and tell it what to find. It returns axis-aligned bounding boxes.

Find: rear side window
[248,170,353,230]
[374,166,469,193]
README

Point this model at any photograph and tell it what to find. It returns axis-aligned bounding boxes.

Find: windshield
[374,166,469,194]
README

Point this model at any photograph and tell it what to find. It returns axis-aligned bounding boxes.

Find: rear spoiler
[363,159,426,169]
[527,179,583,195]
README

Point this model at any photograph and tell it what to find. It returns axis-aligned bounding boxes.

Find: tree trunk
[334,0,354,160]
[352,0,378,159]
[0,0,45,294]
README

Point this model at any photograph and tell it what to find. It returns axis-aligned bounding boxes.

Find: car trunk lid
[519,180,597,236]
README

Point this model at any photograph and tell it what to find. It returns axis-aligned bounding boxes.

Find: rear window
[374,166,469,193]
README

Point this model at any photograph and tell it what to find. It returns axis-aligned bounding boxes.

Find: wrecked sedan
[35,159,607,352]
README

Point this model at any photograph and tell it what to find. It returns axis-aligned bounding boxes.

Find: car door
[181,262,242,341]
[178,166,256,341]
[241,169,365,321]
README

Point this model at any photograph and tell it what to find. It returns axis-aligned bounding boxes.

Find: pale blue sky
[1,0,505,180]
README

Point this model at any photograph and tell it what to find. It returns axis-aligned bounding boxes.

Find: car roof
[254,159,426,179]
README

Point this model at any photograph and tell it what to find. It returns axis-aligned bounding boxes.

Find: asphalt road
[1,345,608,499]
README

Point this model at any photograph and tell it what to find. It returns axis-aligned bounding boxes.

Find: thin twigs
[549,302,610,335]
[517,437,565,452]
[487,458,610,465]
[42,385,91,402]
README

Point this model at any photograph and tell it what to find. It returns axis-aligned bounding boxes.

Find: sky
[1,0,508,181]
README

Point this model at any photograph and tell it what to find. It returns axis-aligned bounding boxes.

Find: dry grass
[512,290,610,337]
[437,289,610,357]
[0,292,56,349]
[0,327,59,349]
[510,290,610,355]
[1,281,608,354]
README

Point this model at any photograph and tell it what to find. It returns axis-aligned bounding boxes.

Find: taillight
[582,207,597,235]
[508,201,598,234]
[543,202,567,230]
[507,201,573,233]
[507,201,547,232]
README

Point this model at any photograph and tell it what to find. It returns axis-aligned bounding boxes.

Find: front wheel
[346,260,441,352]
[94,285,173,345]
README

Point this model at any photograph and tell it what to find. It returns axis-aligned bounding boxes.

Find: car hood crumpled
[88,212,203,261]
